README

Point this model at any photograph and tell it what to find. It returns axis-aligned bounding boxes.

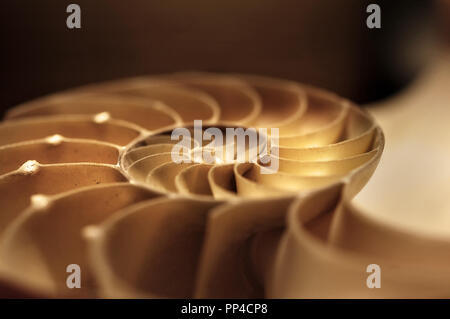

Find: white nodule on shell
[30,194,50,210]
[82,225,102,239]
[46,134,64,145]
[93,112,111,124]
[18,160,40,174]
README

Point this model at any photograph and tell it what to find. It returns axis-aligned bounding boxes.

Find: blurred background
[1,0,448,118]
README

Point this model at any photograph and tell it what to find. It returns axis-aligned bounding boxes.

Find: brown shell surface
[0,72,416,298]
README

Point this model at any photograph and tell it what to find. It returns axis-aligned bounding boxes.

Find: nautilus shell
[7,70,440,299]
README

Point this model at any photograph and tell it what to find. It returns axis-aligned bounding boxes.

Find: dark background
[0,0,443,118]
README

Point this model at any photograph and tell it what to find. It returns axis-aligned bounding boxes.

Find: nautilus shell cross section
[0,72,385,298]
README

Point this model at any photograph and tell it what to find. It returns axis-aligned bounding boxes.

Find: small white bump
[19,160,40,174]
[82,226,101,239]
[31,194,50,209]
[93,112,111,123]
[46,134,63,145]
